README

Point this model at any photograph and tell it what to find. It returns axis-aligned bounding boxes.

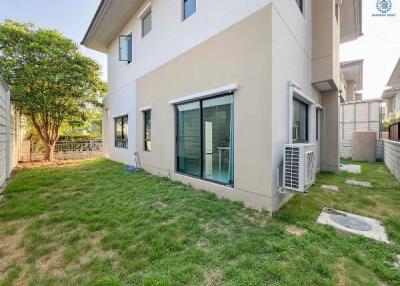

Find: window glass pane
[316,110,319,141]
[202,95,233,185]
[184,0,196,20]
[177,102,201,177]
[115,116,128,148]
[115,117,123,139]
[142,11,152,37]
[295,0,303,12]
[122,116,128,139]
[299,102,307,141]
[293,98,308,143]
[144,110,152,151]
[119,35,132,62]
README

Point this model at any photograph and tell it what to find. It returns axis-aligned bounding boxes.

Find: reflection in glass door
[202,96,233,185]
[176,95,233,186]
[177,102,201,177]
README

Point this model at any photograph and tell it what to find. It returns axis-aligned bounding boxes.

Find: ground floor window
[144,110,152,151]
[316,109,320,141]
[176,94,234,186]
[115,115,128,148]
[292,98,308,143]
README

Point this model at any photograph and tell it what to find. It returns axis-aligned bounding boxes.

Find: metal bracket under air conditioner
[276,187,309,195]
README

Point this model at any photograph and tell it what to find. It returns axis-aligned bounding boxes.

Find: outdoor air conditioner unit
[283,143,316,193]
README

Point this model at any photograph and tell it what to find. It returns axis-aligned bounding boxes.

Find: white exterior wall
[270,1,321,206]
[104,0,273,165]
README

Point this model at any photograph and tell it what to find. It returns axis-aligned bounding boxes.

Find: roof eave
[81,0,111,53]
[340,0,363,44]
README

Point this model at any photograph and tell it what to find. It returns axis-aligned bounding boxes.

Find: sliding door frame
[175,92,234,187]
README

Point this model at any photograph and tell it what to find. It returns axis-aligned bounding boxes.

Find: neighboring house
[82,0,362,211]
[382,88,400,121]
[340,59,363,103]
[0,77,22,188]
[382,58,400,121]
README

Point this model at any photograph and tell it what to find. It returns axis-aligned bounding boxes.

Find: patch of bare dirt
[285,225,307,236]
[15,159,95,170]
[236,210,269,226]
[196,240,209,253]
[36,246,66,276]
[200,221,232,235]
[335,258,348,286]
[153,201,168,210]
[0,220,30,282]
[204,267,223,286]
[77,231,119,268]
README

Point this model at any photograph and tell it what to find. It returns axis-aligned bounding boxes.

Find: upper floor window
[183,0,196,20]
[119,35,132,62]
[295,0,303,14]
[115,115,128,148]
[142,10,152,37]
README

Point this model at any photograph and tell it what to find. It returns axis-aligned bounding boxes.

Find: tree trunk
[44,144,55,161]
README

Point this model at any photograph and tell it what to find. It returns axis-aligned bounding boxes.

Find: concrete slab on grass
[317,208,389,243]
[321,185,339,192]
[345,179,372,188]
[340,164,361,174]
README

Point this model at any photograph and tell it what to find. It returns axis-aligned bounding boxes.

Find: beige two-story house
[82,0,362,211]
[383,58,400,121]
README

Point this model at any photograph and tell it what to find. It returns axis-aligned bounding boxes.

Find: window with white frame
[295,0,303,14]
[316,109,320,141]
[183,0,196,20]
[142,9,152,37]
[115,115,128,148]
[144,110,152,151]
[292,98,309,143]
[119,34,132,62]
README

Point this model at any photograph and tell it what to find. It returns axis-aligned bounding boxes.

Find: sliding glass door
[177,102,201,177]
[176,95,233,186]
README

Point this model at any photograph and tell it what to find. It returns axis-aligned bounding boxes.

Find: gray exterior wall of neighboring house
[383,140,400,181]
[0,77,21,188]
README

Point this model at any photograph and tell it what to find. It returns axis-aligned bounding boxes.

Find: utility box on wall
[352,131,377,162]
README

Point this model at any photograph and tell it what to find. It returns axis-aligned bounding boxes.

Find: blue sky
[1,1,399,99]
[0,0,107,80]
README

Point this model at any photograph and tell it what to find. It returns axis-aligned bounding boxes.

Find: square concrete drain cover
[317,208,389,243]
[321,185,339,192]
[345,179,372,188]
[340,164,361,174]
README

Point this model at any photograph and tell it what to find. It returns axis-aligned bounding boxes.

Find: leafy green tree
[383,117,400,132]
[0,20,105,161]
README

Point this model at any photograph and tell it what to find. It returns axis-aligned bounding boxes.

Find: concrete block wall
[30,150,104,161]
[383,140,400,181]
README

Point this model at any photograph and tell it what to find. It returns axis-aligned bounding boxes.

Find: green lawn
[0,159,399,286]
